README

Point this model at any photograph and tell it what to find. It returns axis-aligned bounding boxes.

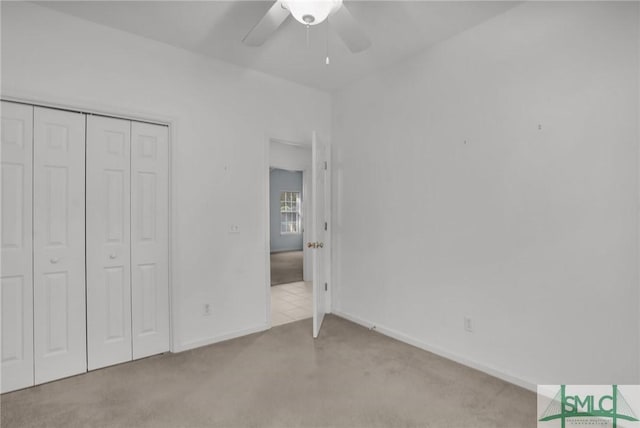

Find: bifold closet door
[33,106,87,384]
[86,115,132,370]
[1,101,34,393]
[86,118,169,368]
[131,122,170,359]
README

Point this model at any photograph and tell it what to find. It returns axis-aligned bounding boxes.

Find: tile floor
[271,281,312,326]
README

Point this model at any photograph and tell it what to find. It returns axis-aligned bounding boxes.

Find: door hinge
[324,161,327,170]
[324,282,328,291]
[324,222,327,231]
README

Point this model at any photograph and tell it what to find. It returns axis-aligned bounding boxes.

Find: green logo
[539,385,639,428]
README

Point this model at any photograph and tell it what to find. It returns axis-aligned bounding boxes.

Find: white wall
[4,0,639,390]
[1,2,331,351]
[332,1,640,388]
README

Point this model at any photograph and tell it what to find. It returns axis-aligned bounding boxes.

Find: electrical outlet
[229,224,240,233]
[464,316,473,333]
[203,303,212,316]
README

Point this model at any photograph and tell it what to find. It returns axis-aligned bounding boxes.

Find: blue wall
[270,169,303,252]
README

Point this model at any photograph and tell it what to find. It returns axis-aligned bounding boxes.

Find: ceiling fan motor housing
[243,0,371,54]
[284,0,343,26]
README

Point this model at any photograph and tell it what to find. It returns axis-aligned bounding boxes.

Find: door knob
[307,242,316,248]
[109,253,117,259]
[50,257,59,264]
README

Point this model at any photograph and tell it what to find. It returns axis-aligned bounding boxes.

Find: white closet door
[131,122,169,359]
[1,102,34,392]
[86,115,132,370]
[33,107,86,384]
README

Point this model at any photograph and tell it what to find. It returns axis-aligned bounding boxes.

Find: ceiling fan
[242,0,371,53]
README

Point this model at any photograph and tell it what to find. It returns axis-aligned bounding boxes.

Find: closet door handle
[50,257,60,264]
[109,253,117,259]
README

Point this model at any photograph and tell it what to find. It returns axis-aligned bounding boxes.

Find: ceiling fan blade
[242,1,290,47]
[330,4,371,53]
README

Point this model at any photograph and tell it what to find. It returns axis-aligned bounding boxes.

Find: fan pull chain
[306,24,310,48]
[325,19,330,65]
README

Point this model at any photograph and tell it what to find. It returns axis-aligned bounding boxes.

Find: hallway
[270,250,303,286]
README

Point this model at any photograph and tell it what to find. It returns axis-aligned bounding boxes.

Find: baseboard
[332,310,537,392]
[174,323,269,353]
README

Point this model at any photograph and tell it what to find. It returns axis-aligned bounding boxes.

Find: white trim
[332,310,537,392]
[1,88,176,125]
[167,115,179,354]
[173,323,269,353]
[324,142,332,314]
[302,169,312,282]
[637,0,640,382]
[264,136,273,329]
[1,92,172,126]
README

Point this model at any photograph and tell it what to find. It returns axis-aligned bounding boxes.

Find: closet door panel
[1,101,34,393]
[33,107,86,384]
[131,122,169,358]
[86,115,132,370]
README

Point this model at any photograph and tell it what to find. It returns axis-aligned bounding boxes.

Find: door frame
[0,92,177,353]
[302,168,313,282]
[263,137,315,328]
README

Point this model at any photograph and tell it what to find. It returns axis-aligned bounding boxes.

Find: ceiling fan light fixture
[284,0,342,26]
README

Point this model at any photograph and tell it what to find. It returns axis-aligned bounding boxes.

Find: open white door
[311,131,330,338]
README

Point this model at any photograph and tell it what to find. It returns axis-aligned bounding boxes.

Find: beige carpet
[270,250,303,285]
[0,315,536,428]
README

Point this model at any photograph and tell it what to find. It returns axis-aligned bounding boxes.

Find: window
[280,191,301,234]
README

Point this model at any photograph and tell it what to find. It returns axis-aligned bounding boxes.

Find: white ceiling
[37,1,518,92]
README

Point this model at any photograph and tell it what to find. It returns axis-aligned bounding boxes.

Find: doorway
[269,167,312,326]
[267,140,313,326]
